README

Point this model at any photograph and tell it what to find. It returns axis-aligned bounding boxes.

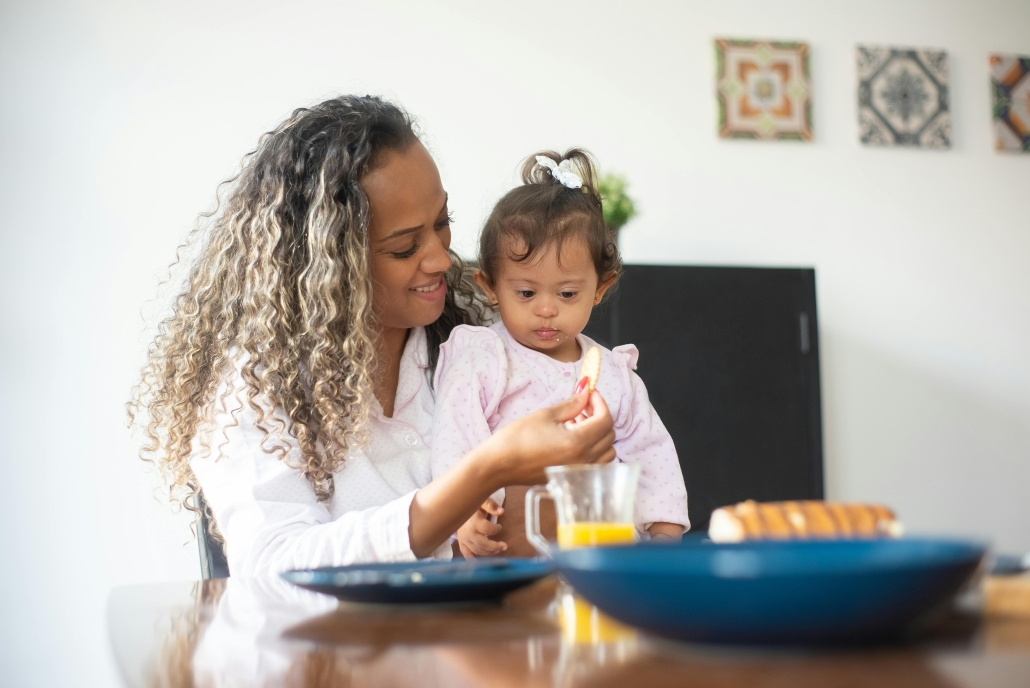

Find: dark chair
[197,492,230,579]
[583,264,824,531]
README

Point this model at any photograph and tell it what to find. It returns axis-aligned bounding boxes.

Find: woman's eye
[559,291,578,299]
[391,243,420,259]
[435,211,454,230]
[516,290,535,299]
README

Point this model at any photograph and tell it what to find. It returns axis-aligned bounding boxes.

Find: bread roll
[708,500,902,543]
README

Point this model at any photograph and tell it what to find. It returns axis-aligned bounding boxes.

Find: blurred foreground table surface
[108,576,1030,688]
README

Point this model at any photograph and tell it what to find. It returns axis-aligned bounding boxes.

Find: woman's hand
[408,389,615,558]
[485,389,616,487]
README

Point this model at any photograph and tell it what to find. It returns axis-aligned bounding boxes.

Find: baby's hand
[457,499,508,558]
[647,521,685,542]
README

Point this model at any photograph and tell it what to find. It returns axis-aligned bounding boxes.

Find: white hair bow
[535,155,583,189]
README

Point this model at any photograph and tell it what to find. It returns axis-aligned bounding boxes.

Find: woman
[129,96,615,576]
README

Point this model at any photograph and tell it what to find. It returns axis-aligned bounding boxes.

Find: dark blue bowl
[282,558,555,604]
[554,538,986,644]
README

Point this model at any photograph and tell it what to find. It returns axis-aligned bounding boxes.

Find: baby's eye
[559,291,578,299]
[516,290,535,299]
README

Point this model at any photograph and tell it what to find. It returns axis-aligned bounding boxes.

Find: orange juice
[558,591,638,644]
[557,522,636,548]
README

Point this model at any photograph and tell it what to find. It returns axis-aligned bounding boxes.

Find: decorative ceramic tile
[857,45,951,148]
[990,53,1030,153]
[716,39,812,141]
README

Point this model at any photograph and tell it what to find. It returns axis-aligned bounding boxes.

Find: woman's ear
[593,271,618,304]
[473,269,499,306]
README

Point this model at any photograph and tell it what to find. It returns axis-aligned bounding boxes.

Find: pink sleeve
[430,326,509,479]
[610,344,691,533]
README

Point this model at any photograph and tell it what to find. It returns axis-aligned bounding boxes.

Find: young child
[431,149,689,557]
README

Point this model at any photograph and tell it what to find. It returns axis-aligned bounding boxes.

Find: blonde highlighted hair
[128,96,484,531]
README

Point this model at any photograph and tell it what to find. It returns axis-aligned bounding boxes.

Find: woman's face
[363,141,452,331]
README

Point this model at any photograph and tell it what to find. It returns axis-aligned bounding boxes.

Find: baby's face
[476,234,614,362]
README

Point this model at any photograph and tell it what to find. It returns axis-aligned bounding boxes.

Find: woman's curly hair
[128,96,485,532]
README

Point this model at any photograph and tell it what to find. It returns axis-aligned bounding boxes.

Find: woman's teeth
[413,280,442,292]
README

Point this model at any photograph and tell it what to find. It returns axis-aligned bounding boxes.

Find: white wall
[1,0,1027,685]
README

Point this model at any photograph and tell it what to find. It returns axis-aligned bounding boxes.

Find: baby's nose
[535,299,558,317]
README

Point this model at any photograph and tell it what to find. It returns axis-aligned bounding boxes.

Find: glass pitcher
[526,463,640,556]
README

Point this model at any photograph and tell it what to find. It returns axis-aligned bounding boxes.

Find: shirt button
[404,434,419,446]
[563,371,571,377]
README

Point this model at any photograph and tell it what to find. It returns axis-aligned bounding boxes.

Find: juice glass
[526,463,640,556]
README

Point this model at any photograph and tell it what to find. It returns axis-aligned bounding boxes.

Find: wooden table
[107,576,1030,687]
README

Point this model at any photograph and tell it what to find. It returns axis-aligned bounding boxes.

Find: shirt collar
[392,326,429,413]
[492,321,586,380]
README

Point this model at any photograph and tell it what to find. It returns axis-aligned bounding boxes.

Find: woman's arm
[195,376,613,572]
[191,395,438,576]
[191,354,462,577]
[408,390,615,558]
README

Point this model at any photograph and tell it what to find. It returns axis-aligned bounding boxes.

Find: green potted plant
[598,172,638,243]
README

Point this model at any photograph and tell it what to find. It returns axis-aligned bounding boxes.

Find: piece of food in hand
[708,500,903,543]
[579,346,602,393]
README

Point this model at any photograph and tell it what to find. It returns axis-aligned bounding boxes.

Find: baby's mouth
[534,327,560,340]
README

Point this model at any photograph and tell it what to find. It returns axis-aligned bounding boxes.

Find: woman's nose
[420,231,452,274]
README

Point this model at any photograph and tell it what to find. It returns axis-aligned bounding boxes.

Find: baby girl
[431,150,689,557]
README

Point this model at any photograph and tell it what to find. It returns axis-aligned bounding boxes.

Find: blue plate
[554,538,986,644]
[281,558,555,604]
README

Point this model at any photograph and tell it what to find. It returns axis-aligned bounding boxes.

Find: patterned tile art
[990,53,1030,153]
[857,45,951,149]
[716,39,812,141]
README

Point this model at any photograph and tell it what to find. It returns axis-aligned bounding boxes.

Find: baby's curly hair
[477,148,622,288]
[128,96,484,532]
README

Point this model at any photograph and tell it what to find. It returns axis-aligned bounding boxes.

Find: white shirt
[191,327,452,577]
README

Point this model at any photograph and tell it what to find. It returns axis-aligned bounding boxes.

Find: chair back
[196,492,230,579]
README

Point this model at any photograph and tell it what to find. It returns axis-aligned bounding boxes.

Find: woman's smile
[411,277,447,301]
[364,141,453,329]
